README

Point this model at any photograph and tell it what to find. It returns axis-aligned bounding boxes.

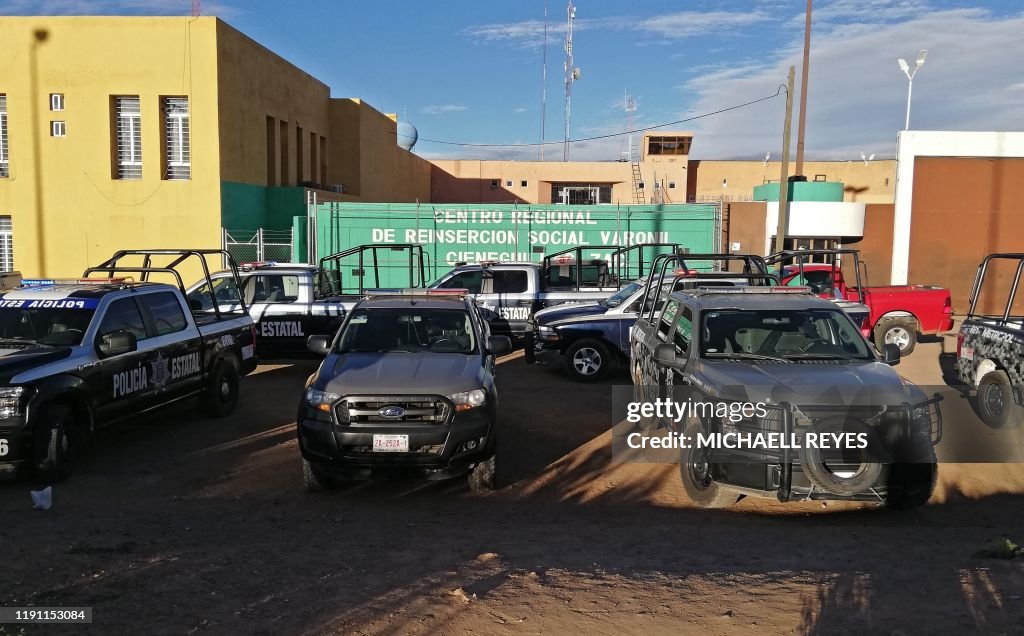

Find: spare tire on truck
[798,416,884,496]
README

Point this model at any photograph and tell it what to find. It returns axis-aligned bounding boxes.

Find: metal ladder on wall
[630,162,645,204]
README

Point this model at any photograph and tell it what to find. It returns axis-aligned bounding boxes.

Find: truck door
[489,269,532,337]
[633,299,681,405]
[86,297,157,421]
[137,291,204,401]
[246,273,310,352]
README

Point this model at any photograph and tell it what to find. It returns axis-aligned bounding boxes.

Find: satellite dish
[764,152,771,165]
[572,67,582,81]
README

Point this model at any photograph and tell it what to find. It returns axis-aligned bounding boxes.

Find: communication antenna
[540,0,548,161]
[860,151,875,166]
[624,91,637,162]
[764,152,771,166]
[563,0,578,162]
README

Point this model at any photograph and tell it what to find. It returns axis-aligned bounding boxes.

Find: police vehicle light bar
[693,286,812,295]
[21,277,131,287]
[239,261,277,271]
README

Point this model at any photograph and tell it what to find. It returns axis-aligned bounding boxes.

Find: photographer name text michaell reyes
[625,431,869,451]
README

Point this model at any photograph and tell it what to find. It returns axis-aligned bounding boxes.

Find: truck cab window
[248,275,300,304]
[493,270,528,294]
[673,307,694,355]
[440,270,483,294]
[98,298,148,341]
[657,300,680,341]
[142,292,188,336]
[187,277,241,311]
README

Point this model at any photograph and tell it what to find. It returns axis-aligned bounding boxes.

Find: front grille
[338,395,451,425]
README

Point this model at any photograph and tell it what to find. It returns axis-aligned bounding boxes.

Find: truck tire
[468,455,496,493]
[799,417,883,496]
[875,317,917,356]
[885,448,937,510]
[32,404,75,483]
[678,419,740,508]
[201,358,240,418]
[302,459,337,492]
[973,370,1024,430]
[565,339,611,383]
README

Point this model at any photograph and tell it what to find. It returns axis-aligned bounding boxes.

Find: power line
[413,86,785,148]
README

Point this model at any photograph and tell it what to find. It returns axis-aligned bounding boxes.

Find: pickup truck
[956,253,1024,429]
[186,244,428,357]
[768,249,952,355]
[629,284,941,509]
[524,253,777,382]
[0,249,257,481]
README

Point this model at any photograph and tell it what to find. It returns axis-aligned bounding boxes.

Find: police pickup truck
[524,253,777,382]
[297,289,512,492]
[630,285,941,509]
[428,246,629,340]
[186,244,428,357]
[957,253,1024,429]
[0,250,256,481]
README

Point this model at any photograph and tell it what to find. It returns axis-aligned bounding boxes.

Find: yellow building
[0,16,431,277]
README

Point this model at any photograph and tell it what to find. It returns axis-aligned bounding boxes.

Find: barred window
[0,216,12,272]
[163,97,190,180]
[0,95,8,178]
[114,96,142,179]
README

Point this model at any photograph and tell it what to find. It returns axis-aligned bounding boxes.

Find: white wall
[763,201,866,253]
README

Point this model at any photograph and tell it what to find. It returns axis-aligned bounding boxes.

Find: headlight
[448,389,486,411]
[535,325,559,342]
[305,388,340,413]
[0,386,27,419]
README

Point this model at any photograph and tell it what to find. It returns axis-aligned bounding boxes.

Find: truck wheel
[974,370,1024,429]
[565,339,611,382]
[302,459,337,492]
[468,455,496,493]
[678,419,740,508]
[885,448,937,510]
[33,404,75,483]
[875,317,917,355]
[800,417,883,496]
[202,358,240,418]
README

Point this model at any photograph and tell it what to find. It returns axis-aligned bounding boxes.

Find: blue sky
[7,0,1024,161]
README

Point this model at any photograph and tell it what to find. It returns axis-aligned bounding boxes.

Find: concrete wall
[0,16,223,277]
[722,202,768,267]
[688,160,895,204]
[907,156,1024,314]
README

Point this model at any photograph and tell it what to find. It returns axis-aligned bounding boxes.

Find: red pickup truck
[778,263,953,354]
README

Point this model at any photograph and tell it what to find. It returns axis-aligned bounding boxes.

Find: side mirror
[307,334,332,356]
[487,335,513,356]
[97,331,137,357]
[654,342,683,367]
[882,343,901,365]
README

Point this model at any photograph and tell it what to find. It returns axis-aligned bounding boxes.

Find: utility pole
[540,0,547,160]
[774,66,796,254]
[794,0,812,176]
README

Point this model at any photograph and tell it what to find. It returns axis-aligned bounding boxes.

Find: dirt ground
[2,338,1024,635]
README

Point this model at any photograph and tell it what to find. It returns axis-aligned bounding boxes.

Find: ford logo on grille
[379,406,406,418]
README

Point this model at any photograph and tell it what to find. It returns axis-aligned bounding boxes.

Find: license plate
[372,434,409,453]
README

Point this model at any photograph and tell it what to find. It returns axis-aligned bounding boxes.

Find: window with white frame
[0,216,12,272]
[162,97,190,180]
[114,96,142,179]
[50,93,64,111]
[50,121,66,137]
[0,95,8,178]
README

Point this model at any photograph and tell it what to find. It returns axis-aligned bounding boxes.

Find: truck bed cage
[765,248,866,303]
[638,252,778,323]
[316,243,428,298]
[609,243,683,282]
[84,249,247,319]
[966,253,1024,323]
[542,245,622,289]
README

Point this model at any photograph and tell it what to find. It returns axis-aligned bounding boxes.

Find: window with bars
[0,95,8,178]
[162,97,190,180]
[0,216,12,272]
[114,96,142,179]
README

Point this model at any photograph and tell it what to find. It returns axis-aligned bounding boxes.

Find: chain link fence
[222,229,293,266]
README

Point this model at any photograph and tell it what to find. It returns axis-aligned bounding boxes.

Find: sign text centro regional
[314,203,718,267]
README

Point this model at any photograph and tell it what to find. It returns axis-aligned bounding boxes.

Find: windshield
[338,307,477,354]
[0,304,96,346]
[700,308,872,360]
[603,280,643,308]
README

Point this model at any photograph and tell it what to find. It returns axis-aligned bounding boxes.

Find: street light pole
[898,50,927,130]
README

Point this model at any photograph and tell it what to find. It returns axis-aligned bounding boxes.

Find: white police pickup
[0,250,257,481]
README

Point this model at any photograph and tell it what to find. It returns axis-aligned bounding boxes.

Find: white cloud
[683,8,1024,159]
[513,107,528,113]
[420,104,468,115]
[635,11,770,38]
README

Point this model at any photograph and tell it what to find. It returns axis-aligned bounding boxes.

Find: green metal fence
[305,202,720,285]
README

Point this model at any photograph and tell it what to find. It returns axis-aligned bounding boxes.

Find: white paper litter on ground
[31,486,52,510]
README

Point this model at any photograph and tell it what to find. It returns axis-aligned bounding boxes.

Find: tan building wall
[688,160,896,204]
[847,204,895,286]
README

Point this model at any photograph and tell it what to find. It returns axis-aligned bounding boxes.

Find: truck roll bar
[765,248,866,304]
